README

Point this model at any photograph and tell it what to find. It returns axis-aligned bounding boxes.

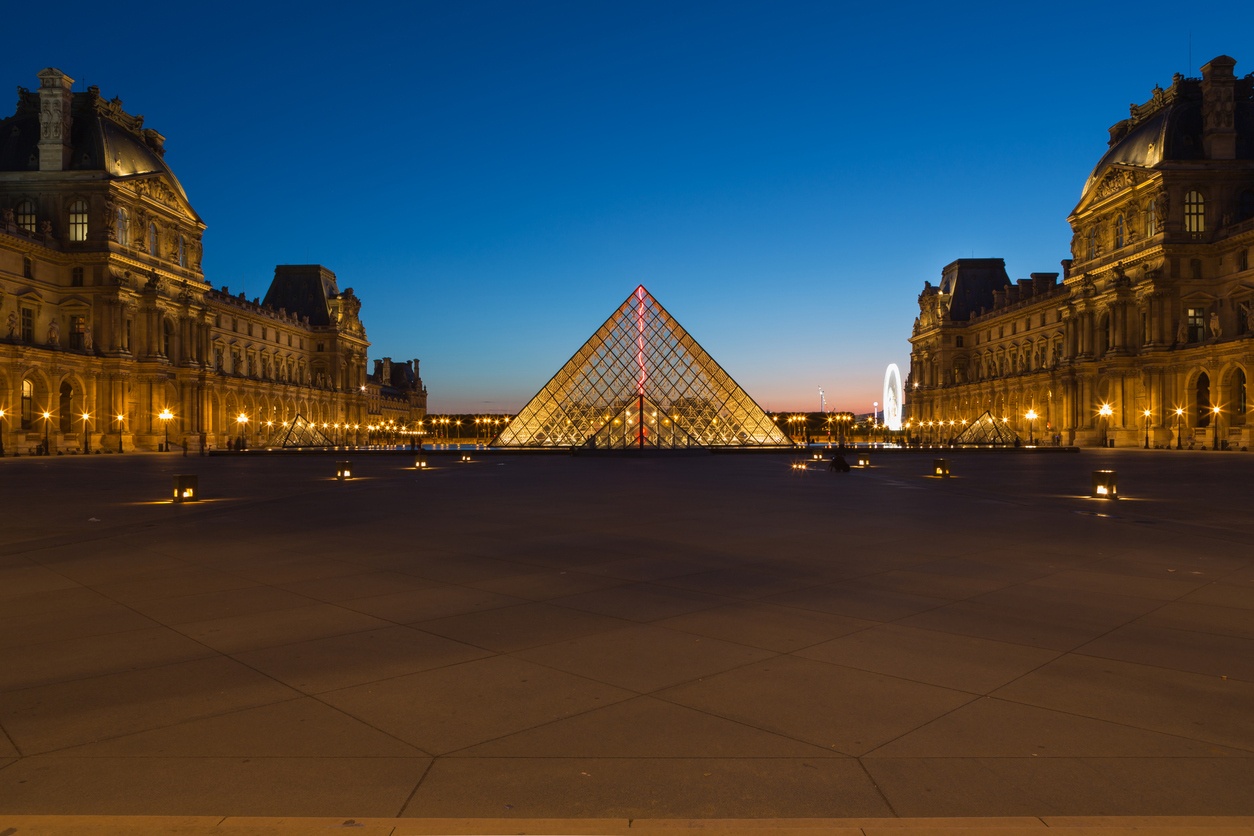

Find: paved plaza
[0,448,1252,831]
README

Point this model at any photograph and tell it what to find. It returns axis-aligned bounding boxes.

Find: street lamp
[0,407,6,457]
[1025,409,1038,445]
[81,412,92,454]
[41,410,52,455]
[116,412,125,453]
[1142,408,1151,449]
[1098,403,1113,447]
[236,412,249,451]
[1212,405,1221,450]
[159,408,173,452]
[1174,406,1184,449]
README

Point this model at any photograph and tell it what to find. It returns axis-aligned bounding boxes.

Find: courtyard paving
[0,447,1251,830]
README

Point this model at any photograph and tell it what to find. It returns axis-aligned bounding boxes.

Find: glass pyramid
[493,286,792,449]
[951,410,1021,446]
[259,415,336,449]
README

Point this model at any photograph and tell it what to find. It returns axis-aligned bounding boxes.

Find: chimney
[1201,55,1238,160]
[37,68,74,171]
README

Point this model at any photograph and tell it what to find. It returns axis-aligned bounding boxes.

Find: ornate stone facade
[0,68,425,453]
[908,56,1254,449]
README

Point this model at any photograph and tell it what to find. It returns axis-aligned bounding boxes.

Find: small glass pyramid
[493,286,792,449]
[951,410,1021,445]
[259,415,336,448]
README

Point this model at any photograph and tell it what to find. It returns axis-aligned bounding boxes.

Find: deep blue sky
[13,2,1254,412]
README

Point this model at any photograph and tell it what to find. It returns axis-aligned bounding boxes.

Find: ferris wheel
[883,364,903,431]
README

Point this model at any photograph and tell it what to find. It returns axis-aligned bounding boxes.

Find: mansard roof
[262,265,341,327]
[0,80,199,221]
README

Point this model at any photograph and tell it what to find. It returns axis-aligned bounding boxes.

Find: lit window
[21,379,34,429]
[116,207,129,246]
[1184,191,1205,233]
[68,199,89,241]
[1145,200,1157,236]
[15,200,36,233]
[70,315,86,349]
[1187,307,1205,343]
[1086,228,1098,260]
[21,308,34,343]
[1114,214,1124,249]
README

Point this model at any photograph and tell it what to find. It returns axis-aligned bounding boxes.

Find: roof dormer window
[68,199,89,242]
[15,200,36,233]
[1184,190,1205,234]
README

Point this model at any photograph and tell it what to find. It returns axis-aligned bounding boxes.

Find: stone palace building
[908,56,1254,448]
[0,68,425,453]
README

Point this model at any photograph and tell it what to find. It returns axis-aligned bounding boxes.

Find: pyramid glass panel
[951,410,1021,446]
[493,286,792,449]
[258,414,336,448]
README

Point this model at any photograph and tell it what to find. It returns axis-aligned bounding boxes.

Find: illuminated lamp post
[1212,405,1222,450]
[236,412,249,451]
[81,412,92,454]
[0,407,6,457]
[1025,409,1037,445]
[1142,408,1151,449]
[1098,403,1113,447]
[41,410,52,455]
[159,408,173,452]
[1174,406,1184,449]
[116,412,125,453]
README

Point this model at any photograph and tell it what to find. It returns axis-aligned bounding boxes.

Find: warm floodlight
[336,461,352,480]
[933,458,950,478]
[1091,470,1118,499]
[173,474,199,503]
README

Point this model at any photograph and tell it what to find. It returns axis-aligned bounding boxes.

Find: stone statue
[1176,319,1187,344]
[5,310,16,339]
[1209,311,1221,339]
[47,318,60,347]
[82,325,93,351]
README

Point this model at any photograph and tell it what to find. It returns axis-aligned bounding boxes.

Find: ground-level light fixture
[460,454,472,463]
[173,474,199,503]
[855,454,870,468]
[1091,469,1118,499]
[416,459,428,469]
[933,458,951,478]
[336,461,352,480]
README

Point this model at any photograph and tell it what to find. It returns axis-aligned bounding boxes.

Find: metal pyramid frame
[493,285,793,449]
[951,410,1021,446]
[260,414,336,448]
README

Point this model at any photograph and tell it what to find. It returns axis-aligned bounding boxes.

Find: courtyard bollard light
[1091,470,1118,499]
[855,454,870,468]
[173,474,199,503]
[336,461,352,480]
[415,459,428,470]
[933,458,950,478]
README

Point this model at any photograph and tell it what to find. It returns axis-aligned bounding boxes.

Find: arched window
[149,223,158,256]
[21,379,34,429]
[68,199,89,241]
[1196,372,1212,427]
[1086,227,1098,260]
[1237,368,1248,417]
[116,207,130,246]
[1145,199,1158,236]
[1184,190,1205,234]
[1114,214,1125,249]
[15,200,36,233]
